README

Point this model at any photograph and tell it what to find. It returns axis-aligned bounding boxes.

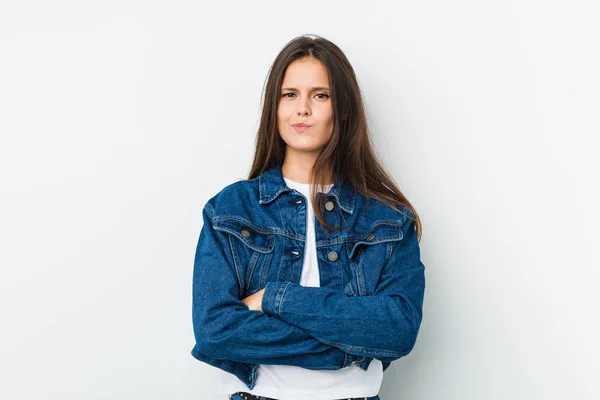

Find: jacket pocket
[345,220,405,296]
[212,216,276,296]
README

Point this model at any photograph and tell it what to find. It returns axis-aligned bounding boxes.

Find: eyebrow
[281,86,330,92]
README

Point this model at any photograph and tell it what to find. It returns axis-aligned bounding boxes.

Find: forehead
[282,57,329,86]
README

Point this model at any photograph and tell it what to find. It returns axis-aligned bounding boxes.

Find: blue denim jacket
[191,164,426,390]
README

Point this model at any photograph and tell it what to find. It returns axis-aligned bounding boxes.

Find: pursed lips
[292,123,311,132]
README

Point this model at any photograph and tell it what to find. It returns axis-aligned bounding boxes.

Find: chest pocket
[212,216,276,296]
[213,217,275,253]
[347,221,404,259]
[345,220,405,296]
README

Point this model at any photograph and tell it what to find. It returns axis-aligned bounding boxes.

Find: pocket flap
[347,221,404,259]
[212,217,275,253]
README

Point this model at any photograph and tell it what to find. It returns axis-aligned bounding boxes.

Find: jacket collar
[258,164,356,215]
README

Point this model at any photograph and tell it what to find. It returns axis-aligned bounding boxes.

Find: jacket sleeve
[191,201,352,369]
[261,216,426,361]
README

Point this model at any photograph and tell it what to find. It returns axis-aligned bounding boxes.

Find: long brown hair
[248,34,422,241]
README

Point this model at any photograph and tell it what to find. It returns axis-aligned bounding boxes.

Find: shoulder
[202,177,260,218]
[354,194,415,226]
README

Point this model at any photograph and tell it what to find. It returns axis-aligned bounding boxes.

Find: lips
[292,123,312,132]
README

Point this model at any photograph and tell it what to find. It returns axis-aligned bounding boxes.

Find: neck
[281,149,333,184]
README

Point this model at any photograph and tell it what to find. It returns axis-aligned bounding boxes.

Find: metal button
[325,201,334,211]
[241,229,251,238]
[295,198,303,204]
[291,250,300,255]
[328,251,338,261]
[366,232,375,241]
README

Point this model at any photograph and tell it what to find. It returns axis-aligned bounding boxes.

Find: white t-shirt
[217,177,383,400]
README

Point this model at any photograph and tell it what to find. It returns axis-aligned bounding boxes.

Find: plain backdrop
[1,1,599,399]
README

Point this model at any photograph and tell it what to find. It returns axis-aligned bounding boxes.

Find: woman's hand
[241,288,266,312]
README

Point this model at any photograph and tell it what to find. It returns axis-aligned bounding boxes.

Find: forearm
[261,280,423,359]
[193,299,353,369]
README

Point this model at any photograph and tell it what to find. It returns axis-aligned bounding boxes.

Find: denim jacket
[191,164,426,390]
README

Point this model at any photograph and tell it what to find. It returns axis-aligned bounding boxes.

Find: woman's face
[277,57,334,155]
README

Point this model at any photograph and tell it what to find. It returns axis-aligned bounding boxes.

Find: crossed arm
[191,202,424,367]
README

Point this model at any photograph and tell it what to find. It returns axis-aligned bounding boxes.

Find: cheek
[319,103,333,118]
[277,107,292,133]
[278,103,293,120]
[320,106,334,126]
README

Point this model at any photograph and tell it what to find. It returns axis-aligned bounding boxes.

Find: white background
[1,1,599,399]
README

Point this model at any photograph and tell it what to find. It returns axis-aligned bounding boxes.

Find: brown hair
[248,34,422,241]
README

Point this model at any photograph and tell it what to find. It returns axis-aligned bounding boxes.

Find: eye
[282,92,295,98]
[315,93,330,100]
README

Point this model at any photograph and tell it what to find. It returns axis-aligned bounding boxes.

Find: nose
[296,99,311,116]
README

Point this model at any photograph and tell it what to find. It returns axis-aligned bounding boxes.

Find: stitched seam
[318,338,403,358]
[258,252,271,288]
[213,216,278,234]
[203,202,215,219]
[246,251,260,287]
[278,282,292,318]
[226,234,244,295]
[214,216,405,243]
[357,256,365,296]
[213,226,274,253]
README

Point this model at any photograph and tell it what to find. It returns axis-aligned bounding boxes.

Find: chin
[286,145,322,153]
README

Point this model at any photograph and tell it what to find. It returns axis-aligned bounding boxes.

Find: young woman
[191,34,426,400]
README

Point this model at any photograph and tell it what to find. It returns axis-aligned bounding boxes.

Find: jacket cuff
[262,281,292,318]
